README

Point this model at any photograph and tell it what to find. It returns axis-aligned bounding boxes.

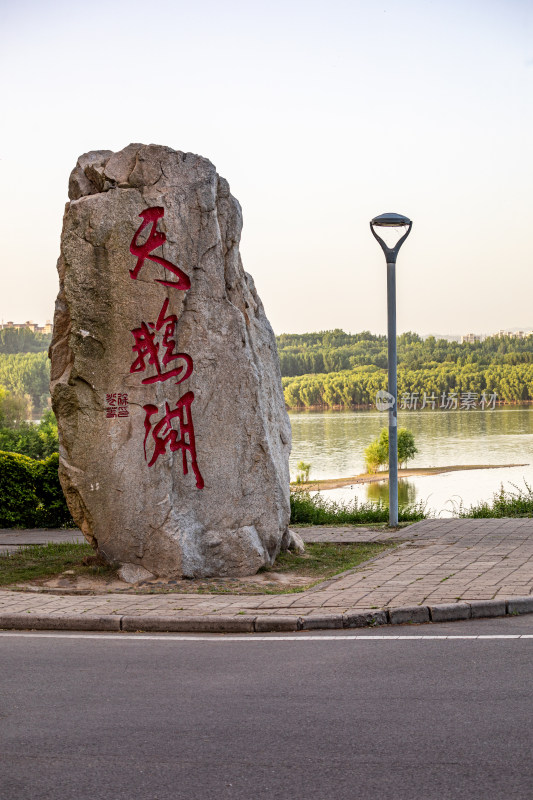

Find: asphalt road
[1,617,533,800]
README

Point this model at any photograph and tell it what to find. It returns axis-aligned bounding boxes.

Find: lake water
[288,406,533,516]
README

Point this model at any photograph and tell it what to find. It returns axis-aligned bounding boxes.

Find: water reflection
[290,406,533,513]
[314,468,533,517]
[366,478,416,506]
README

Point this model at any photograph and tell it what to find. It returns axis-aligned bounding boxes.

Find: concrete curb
[121,615,257,633]
[1,597,532,633]
[0,613,121,631]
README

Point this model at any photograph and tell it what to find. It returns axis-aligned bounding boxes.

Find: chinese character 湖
[142,392,204,489]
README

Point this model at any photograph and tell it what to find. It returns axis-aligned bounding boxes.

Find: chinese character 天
[130,206,191,290]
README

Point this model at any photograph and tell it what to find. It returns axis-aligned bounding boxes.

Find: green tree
[295,460,311,483]
[398,428,418,468]
[0,388,32,427]
[0,351,50,415]
[364,430,388,473]
[0,327,52,354]
[364,428,418,473]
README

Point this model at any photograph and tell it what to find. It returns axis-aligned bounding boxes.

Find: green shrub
[33,454,73,527]
[0,451,40,527]
[0,450,72,528]
[290,489,426,525]
[459,481,533,518]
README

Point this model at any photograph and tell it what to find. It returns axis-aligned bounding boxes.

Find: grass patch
[180,542,395,595]
[0,541,394,595]
[259,541,393,584]
[290,489,426,525]
[0,541,114,586]
[459,481,533,518]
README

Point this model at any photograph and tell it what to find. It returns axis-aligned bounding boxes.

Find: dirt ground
[13,569,315,596]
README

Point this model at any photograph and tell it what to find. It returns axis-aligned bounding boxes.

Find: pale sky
[1,0,531,336]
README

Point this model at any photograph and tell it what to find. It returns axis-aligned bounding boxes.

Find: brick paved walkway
[0,529,84,554]
[1,519,532,622]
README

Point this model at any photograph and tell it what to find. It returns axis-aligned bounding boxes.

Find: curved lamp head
[370,212,412,263]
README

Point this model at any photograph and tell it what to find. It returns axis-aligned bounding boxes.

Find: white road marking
[0,632,532,642]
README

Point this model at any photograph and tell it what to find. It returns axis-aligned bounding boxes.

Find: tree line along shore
[0,326,533,527]
[278,330,533,408]
[1,327,533,418]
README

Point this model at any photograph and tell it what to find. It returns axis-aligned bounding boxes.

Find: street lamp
[370,212,412,527]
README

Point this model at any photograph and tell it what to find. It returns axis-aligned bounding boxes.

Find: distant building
[461,333,484,344]
[496,329,532,339]
[0,320,52,334]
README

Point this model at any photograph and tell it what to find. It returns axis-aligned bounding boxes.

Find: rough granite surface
[50,143,292,579]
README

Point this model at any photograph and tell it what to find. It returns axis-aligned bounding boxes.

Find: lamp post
[370,212,412,527]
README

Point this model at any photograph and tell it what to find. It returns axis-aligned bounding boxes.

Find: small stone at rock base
[282,528,306,554]
[118,564,155,584]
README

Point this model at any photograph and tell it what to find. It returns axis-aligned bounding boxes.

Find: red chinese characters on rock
[130,298,193,385]
[142,393,204,489]
[129,207,191,290]
[129,206,203,488]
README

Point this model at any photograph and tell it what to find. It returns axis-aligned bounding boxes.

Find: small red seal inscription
[129,207,191,290]
[142,393,204,489]
[105,393,129,418]
[105,393,117,418]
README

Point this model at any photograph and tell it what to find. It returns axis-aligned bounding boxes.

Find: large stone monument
[50,143,295,580]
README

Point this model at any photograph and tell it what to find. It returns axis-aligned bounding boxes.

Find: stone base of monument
[50,144,294,579]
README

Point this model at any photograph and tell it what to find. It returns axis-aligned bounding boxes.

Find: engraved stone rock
[50,144,292,578]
